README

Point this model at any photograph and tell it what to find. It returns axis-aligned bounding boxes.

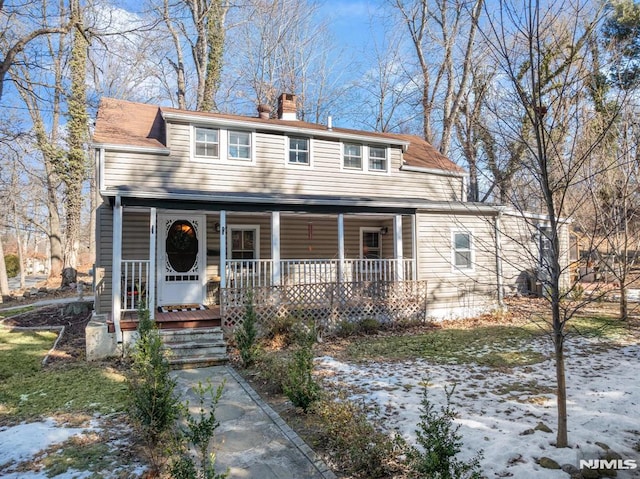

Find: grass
[0,328,129,424]
[0,305,36,319]
[344,313,634,367]
[346,324,547,367]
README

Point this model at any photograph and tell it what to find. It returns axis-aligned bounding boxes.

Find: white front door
[157,214,206,306]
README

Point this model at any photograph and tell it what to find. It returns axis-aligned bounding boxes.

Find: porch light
[215,222,220,233]
[380,226,388,235]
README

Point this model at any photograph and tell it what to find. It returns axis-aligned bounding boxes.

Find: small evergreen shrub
[282,332,320,412]
[127,306,179,473]
[170,380,229,479]
[235,295,259,367]
[408,383,483,479]
[4,254,19,278]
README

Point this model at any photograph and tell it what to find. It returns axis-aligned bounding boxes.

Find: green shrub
[4,254,19,278]
[282,333,320,412]
[235,296,259,367]
[335,320,358,337]
[170,380,229,479]
[312,392,409,478]
[254,351,289,394]
[127,307,179,474]
[408,383,483,479]
[358,317,382,335]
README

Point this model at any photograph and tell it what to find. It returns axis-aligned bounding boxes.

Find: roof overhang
[100,187,509,216]
[400,164,468,178]
[92,143,170,155]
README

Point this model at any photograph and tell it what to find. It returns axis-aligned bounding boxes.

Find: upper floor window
[195,127,219,158]
[228,130,251,160]
[344,143,362,169]
[369,146,387,172]
[452,232,473,270]
[288,137,310,165]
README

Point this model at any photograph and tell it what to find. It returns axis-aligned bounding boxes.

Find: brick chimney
[277,93,297,120]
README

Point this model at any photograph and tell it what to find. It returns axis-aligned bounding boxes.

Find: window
[453,232,472,269]
[288,137,310,164]
[361,229,382,259]
[195,127,219,158]
[343,143,362,169]
[230,228,257,259]
[369,146,387,171]
[228,131,251,160]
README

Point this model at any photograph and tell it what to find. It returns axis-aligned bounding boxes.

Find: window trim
[368,145,389,173]
[359,227,383,259]
[227,130,254,161]
[285,135,313,168]
[227,225,261,260]
[451,230,474,272]
[339,143,391,174]
[193,126,220,160]
[191,125,256,164]
[342,142,363,170]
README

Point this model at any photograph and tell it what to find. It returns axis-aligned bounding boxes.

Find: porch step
[160,328,227,368]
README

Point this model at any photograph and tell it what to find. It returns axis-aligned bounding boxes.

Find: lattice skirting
[220,280,428,330]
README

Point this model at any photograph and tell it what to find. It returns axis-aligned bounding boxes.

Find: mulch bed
[1,304,92,364]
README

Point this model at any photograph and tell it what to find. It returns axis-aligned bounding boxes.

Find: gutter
[92,142,171,155]
[401,164,468,178]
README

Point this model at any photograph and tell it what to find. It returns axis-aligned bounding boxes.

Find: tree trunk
[0,238,9,297]
[619,283,628,321]
[554,320,568,447]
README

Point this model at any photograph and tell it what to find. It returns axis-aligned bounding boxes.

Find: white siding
[103,123,463,202]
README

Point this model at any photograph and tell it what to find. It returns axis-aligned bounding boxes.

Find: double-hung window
[230,228,258,260]
[344,143,362,169]
[194,127,219,158]
[453,232,473,270]
[288,137,310,165]
[228,130,251,160]
[369,146,387,172]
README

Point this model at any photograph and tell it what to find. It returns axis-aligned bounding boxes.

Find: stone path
[172,366,336,479]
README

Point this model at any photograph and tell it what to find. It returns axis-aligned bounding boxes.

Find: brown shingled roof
[93,98,165,148]
[396,134,466,173]
[93,98,465,174]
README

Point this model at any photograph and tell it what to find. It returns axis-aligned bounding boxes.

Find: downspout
[494,207,505,307]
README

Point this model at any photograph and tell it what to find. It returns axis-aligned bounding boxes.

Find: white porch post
[411,214,418,280]
[271,211,281,285]
[394,215,404,280]
[219,210,227,287]
[112,196,123,341]
[148,207,157,320]
[337,214,345,282]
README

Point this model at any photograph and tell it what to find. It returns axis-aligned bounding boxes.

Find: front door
[157,214,206,306]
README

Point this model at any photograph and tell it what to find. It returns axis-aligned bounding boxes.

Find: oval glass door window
[166,220,198,272]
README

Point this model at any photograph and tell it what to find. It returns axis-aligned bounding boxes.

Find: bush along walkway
[172,365,336,479]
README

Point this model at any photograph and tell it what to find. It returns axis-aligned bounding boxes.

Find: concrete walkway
[172,366,336,479]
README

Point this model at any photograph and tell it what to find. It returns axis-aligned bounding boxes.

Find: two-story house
[87,94,569,361]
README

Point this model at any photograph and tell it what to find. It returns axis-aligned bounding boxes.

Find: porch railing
[121,260,150,311]
[225,258,415,288]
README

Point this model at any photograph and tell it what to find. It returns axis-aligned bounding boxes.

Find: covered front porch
[107,201,418,335]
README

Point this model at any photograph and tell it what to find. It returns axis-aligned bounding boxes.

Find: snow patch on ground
[316,336,640,478]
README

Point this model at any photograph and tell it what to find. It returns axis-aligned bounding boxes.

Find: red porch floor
[108,306,222,332]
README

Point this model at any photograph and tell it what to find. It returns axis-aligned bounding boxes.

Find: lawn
[0,327,139,479]
[313,311,640,478]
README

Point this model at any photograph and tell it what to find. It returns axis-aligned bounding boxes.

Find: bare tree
[482,0,623,447]
[158,0,230,111]
[0,0,70,99]
[392,0,484,155]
